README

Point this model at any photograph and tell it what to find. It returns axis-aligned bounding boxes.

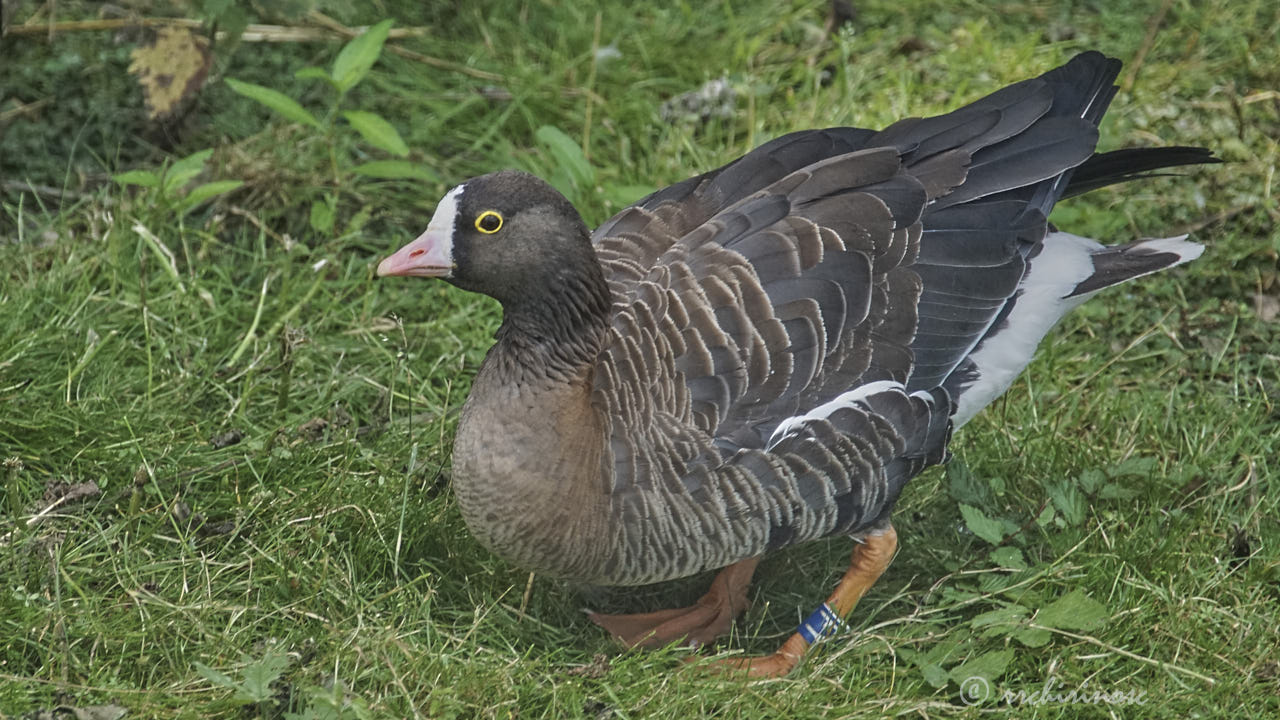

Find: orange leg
[587,557,761,648]
[706,524,898,678]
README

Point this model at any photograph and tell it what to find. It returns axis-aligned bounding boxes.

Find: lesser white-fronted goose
[378,51,1214,677]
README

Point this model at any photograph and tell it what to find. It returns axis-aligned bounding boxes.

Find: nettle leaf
[352,161,438,181]
[960,503,1005,545]
[1112,455,1158,477]
[113,169,160,188]
[988,546,1028,569]
[948,648,1014,685]
[225,78,320,128]
[1035,503,1056,527]
[331,19,394,93]
[947,460,994,506]
[1047,481,1087,527]
[194,661,238,691]
[921,663,950,688]
[343,111,409,156]
[1077,468,1106,494]
[1014,627,1052,647]
[970,605,1029,629]
[238,651,290,703]
[1035,589,1108,631]
[1098,484,1139,501]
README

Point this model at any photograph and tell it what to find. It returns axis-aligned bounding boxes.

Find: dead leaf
[210,429,244,449]
[41,480,101,505]
[128,26,212,120]
[566,653,612,678]
[298,417,329,440]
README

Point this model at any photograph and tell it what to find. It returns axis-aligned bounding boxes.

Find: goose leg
[587,556,761,648]
[710,524,898,678]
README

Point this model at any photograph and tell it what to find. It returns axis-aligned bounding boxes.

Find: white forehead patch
[417,184,464,274]
[427,183,465,237]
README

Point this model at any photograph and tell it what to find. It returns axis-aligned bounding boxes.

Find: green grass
[2,0,1278,717]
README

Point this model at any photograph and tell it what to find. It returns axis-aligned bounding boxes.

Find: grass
[2,0,1278,717]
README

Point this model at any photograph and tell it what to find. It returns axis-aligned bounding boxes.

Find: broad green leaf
[970,605,1029,629]
[948,648,1014,686]
[535,124,594,188]
[331,19,394,92]
[1014,627,1052,647]
[163,149,214,194]
[948,460,994,506]
[978,572,1012,593]
[112,170,160,188]
[1112,455,1158,478]
[1098,484,1139,501]
[193,661,238,691]
[1035,503,1056,527]
[1047,480,1087,527]
[295,66,334,83]
[343,111,409,156]
[1077,467,1106,494]
[959,503,1005,545]
[310,199,335,234]
[921,663,950,689]
[238,651,289,703]
[179,180,244,211]
[351,160,437,180]
[1035,589,1108,631]
[988,546,1028,570]
[225,78,320,128]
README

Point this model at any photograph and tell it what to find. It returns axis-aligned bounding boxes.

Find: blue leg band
[797,602,843,644]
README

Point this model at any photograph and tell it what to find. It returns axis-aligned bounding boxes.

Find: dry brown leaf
[42,480,101,505]
[128,26,212,120]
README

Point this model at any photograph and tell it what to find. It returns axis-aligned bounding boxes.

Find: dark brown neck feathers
[489,256,613,385]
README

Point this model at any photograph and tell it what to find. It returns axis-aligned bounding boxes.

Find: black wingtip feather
[1063,146,1221,198]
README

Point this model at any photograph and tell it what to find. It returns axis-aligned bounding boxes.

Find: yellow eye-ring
[475,210,503,234]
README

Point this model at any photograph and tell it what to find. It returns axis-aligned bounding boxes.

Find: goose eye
[475,210,503,234]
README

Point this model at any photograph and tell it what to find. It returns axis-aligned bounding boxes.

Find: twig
[1120,0,1175,94]
[6,16,428,41]
[1,180,90,200]
[306,10,504,82]
[1028,624,1217,685]
[226,205,286,246]
[518,571,537,621]
[9,13,503,81]
[379,44,504,82]
[0,97,53,125]
[0,490,88,545]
